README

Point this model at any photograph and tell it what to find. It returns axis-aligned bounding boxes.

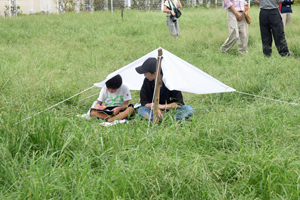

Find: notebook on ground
[90,107,115,115]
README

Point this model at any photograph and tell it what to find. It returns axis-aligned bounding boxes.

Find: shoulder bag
[244,7,251,24]
[169,0,182,18]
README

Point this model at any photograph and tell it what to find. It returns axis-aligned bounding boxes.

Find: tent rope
[235,91,300,106]
[78,92,99,102]
[14,85,96,125]
[13,84,300,126]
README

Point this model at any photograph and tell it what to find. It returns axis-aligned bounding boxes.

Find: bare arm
[145,102,181,110]
[163,5,175,16]
[229,5,242,21]
[253,0,259,5]
[178,0,182,8]
[112,100,131,115]
[159,102,181,110]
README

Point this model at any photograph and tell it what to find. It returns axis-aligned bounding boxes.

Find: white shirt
[97,85,132,107]
[164,0,180,16]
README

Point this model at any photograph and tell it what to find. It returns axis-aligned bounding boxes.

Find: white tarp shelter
[94,47,235,95]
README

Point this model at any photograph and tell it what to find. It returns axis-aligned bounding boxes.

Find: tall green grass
[1,7,300,199]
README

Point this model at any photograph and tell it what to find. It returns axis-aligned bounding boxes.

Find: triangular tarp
[94,47,235,94]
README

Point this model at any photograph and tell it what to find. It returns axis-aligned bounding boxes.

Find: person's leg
[107,107,135,122]
[259,9,273,57]
[281,13,287,28]
[175,18,179,37]
[285,13,292,27]
[220,11,239,52]
[137,106,153,120]
[270,10,289,56]
[170,105,193,120]
[90,102,109,119]
[237,13,248,54]
[166,17,178,37]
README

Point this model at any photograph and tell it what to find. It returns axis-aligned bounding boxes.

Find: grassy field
[1,6,300,199]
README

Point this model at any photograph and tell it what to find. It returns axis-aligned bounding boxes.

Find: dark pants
[259,9,289,57]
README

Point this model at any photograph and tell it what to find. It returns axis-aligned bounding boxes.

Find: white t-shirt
[97,85,132,107]
[164,0,179,16]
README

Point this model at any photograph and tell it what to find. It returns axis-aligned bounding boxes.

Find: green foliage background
[0,6,300,199]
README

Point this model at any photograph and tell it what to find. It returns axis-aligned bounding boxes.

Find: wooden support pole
[153,48,163,124]
[118,1,124,19]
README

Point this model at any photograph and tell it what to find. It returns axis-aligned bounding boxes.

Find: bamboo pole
[153,48,163,124]
[118,1,124,19]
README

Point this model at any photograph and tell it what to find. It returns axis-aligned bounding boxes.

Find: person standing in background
[259,0,291,57]
[220,0,248,54]
[281,0,294,28]
[163,0,182,37]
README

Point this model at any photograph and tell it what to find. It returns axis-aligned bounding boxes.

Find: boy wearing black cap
[135,57,193,120]
[90,74,134,122]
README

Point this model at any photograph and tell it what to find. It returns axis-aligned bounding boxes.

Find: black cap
[135,58,157,74]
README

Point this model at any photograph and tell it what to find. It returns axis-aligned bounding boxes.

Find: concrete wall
[0,0,9,16]
[1,0,221,17]
[0,0,58,16]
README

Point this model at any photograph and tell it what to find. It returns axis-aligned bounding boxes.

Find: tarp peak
[94,47,235,95]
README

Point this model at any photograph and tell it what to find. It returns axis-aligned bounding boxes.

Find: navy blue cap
[135,58,157,74]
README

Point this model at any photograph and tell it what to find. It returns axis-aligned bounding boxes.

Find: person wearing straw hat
[135,57,193,121]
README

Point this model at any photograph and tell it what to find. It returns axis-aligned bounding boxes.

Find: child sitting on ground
[90,74,134,122]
